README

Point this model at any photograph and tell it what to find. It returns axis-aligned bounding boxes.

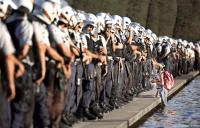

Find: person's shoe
[84,108,96,120]
[67,113,78,123]
[61,113,73,127]
[125,95,133,101]
[91,105,104,119]
[106,103,114,110]
[110,100,120,109]
[128,90,134,97]
[119,97,129,103]
[100,103,110,113]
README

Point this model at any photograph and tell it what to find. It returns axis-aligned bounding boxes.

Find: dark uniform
[100,34,115,110]
[62,30,85,121]
[86,34,107,115]
[80,33,103,119]
[112,32,126,103]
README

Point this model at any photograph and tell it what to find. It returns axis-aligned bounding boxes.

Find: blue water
[139,76,200,128]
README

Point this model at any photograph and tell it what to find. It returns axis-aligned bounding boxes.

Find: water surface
[139,76,200,128]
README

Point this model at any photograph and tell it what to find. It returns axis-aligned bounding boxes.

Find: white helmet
[14,0,33,13]
[152,33,158,42]
[145,29,152,35]
[112,15,122,29]
[138,26,145,36]
[33,0,60,24]
[189,42,194,48]
[177,39,182,43]
[59,5,74,24]
[104,13,112,22]
[122,16,131,30]
[96,12,107,18]
[96,14,105,29]
[169,38,174,44]
[70,15,83,27]
[182,40,187,47]
[0,0,17,17]
[86,13,97,27]
[173,39,178,46]
[131,24,140,36]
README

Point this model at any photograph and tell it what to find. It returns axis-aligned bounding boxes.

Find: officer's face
[86,24,94,33]
[75,22,83,32]
[105,25,112,33]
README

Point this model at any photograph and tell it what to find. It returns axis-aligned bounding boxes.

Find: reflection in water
[139,76,200,128]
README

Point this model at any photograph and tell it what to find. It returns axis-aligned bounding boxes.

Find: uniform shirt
[48,24,71,49]
[32,20,50,47]
[7,13,33,46]
[0,21,15,58]
[32,19,51,61]
[70,30,87,50]
[7,13,34,65]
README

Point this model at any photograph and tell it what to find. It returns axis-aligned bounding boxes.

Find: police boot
[109,99,120,109]
[91,103,104,119]
[100,102,110,113]
[125,94,133,101]
[118,96,129,104]
[106,103,114,111]
[67,113,78,124]
[61,113,73,127]
[128,89,134,97]
[83,108,96,120]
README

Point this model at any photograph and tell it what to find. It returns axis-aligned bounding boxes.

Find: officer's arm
[46,46,64,64]
[100,47,107,55]
[70,42,80,56]
[114,43,123,49]
[127,28,133,44]
[4,54,15,102]
[135,50,141,57]
[4,54,24,101]
[100,36,108,55]
[35,42,47,85]
[84,49,99,59]
[18,44,30,60]
[57,43,73,58]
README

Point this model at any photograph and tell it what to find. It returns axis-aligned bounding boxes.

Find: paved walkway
[73,71,199,128]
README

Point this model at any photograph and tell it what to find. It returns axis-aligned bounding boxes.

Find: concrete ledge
[74,71,199,128]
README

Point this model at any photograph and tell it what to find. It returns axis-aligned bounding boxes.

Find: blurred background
[67,0,200,42]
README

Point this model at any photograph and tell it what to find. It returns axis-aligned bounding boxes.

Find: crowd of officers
[0,0,200,128]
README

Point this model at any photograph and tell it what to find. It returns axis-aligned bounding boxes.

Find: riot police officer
[6,0,34,128]
[0,0,24,127]
[32,0,65,127]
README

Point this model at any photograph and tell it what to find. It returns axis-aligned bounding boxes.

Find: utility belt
[114,57,125,62]
[92,59,103,66]
[74,58,82,65]
[107,56,113,60]
[22,59,34,67]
